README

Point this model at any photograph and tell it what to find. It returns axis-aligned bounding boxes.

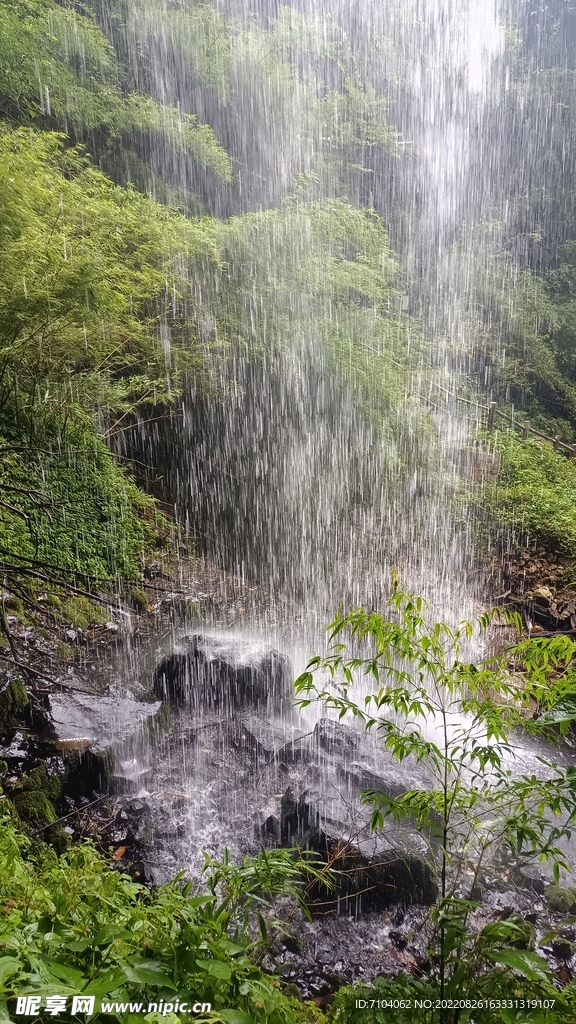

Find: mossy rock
[63,748,114,799]
[0,678,29,734]
[545,885,576,914]
[18,762,62,802]
[130,587,150,613]
[13,789,57,824]
[505,913,536,950]
[41,823,69,855]
[11,762,68,853]
[146,701,171,740]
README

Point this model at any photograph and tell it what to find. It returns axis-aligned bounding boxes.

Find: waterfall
[121,0,504,639]
[112,0,509,879]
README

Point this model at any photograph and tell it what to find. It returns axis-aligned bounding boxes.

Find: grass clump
[58,596,110,630]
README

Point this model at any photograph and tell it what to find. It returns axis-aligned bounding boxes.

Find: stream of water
[109,0,525,885]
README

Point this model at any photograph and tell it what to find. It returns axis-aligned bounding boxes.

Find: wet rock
[261,814,281,841]
[280,789,321,845]
[313,718,360,758]
[551,937,576,959]
[532,585,553,606]
[113,797,153,846]
[111,759,154,794]
[389,929,408,950]
[144,563,169,580]
[336,761,413,800]
[278,788,438,914]
[64,749,114,799]
[513,862,547,895]
[153,634,292,711]
[236,715,304,759]
[49,691,161,749]
[124,797,148,815]
[282,931,304,956]
[0,731,30,764]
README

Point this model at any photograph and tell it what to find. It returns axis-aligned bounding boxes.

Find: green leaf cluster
[0,125,220,581]
[481,433,576,561]
[0,127,218,425]
[213,197,419,432]
[0,0,231,183]
[296,582,576,1018]
[0,814,324,1024]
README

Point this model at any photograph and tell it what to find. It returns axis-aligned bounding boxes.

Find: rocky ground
[3,545,576,998]
[0,554,262,854]
[490,545,576,635]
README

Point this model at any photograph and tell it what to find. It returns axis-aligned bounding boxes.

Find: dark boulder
[278,788,438,915]
[280,788,321,845]
[153,634,292,711]
[314,831,438,915]
[313,718,360,758]
[261,814,281,841]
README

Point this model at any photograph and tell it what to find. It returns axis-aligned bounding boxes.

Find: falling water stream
[100,0,573,895]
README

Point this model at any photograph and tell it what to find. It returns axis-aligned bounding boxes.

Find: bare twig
[31,794,110,835]
[0,652,60,685]
[0,564,120,609]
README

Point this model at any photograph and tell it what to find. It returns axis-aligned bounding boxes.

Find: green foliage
[123,0,396,204]
[0,125,220,582]
[0,127,218,425]
[202,847,333,945]
[0,0,231,182]
[0,678,28,735]
[0,423,163,580]
[295,580,576,1018]
[124,0,233,96]
[483,433,576,560]
[0,814,324,1023]
[214,197,418,433]
[472,243,576,431]
[58,596,111,629]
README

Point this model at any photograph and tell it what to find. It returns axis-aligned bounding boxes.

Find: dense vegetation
[2,0,576,574]
[0,812,328,1024]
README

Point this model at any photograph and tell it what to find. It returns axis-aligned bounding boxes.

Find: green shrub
[296,581,576,1022]
[0,422,166,583]
[482,433,576,560]
[0,813,327,1023]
